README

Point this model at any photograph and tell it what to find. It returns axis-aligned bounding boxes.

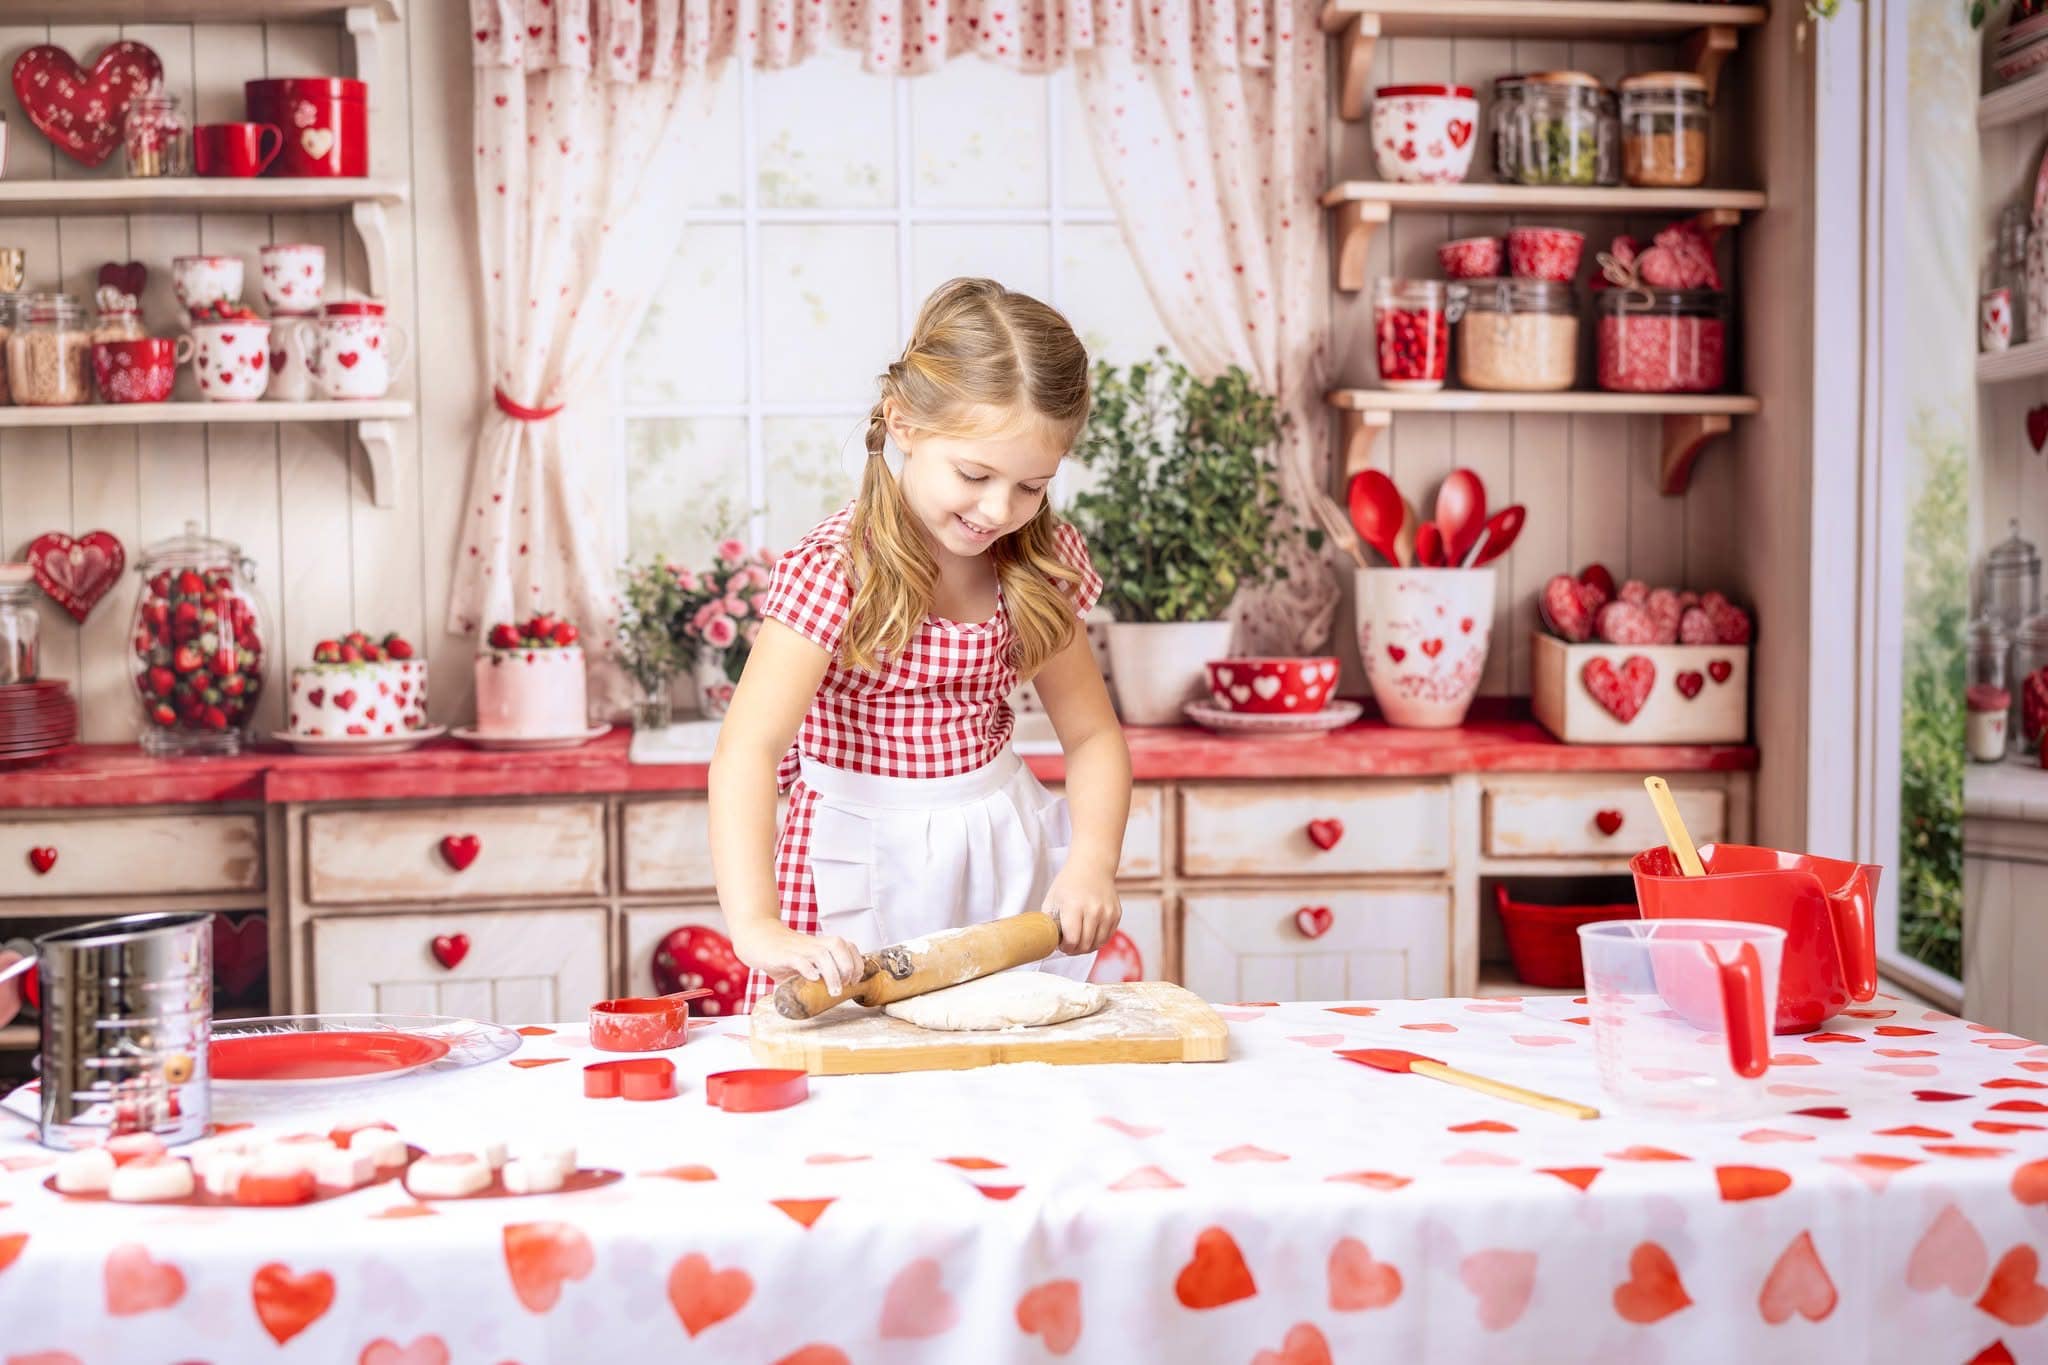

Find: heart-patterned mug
[178,319,273,402]
[171,254,243,316]
[296,300,407,400]
[1357,567,1495,728]
[258,242,325,316]
[264,319,316,402]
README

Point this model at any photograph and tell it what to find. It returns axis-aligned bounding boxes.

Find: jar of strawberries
[129,521,266,757]
[1375,278,1462,391]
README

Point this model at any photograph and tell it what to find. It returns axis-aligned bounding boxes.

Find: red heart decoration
[10,42,164,167]
[1015,1279,1083,1354]
[1420,638,1444,659]
[97,261,147,298]
[1979,1247,2048,1326]
[666,1252,754,1338]
[1708,659,1733,683]
[1675,670,1704,699]
[338,351,361,370]
[27,846,56,875]
[440,834,480,871]
[1386,644,1406,663]
[1306,818,1344,850]
[1593,810,1623,837]
[430,933,469,970]
[212,911,268,1005]
[1759,1231,1838,1324]
[1612,1241,1692,1323]
[502,1222,594,1313]
[1582,655,1656,723]
[1328,1237,1403,1311]
[1174,1227,1257,1309]
[250,1261,335,1346]
[27,529,125,623]
[2029,405,2048,455]
[1295,906,1333,939]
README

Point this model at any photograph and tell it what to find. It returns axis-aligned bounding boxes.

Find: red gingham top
[742,501,1103,1009]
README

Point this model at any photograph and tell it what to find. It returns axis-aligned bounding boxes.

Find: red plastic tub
[1494,884,1638,989]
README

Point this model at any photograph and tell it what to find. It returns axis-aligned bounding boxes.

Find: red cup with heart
[1204,657,1340,714]
[193,122,284,177]
[92,339,176,404]
[1370,84,1478,184]
[245,77,368,177]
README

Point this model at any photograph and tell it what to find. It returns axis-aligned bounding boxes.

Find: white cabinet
[310,906,608,1023]
[1178,781,1451,877]
[304,802,607,906]
[1484,778,1725,860]
[1047,783,1164,880]
[1180,886,1451,1003]
[0,812,262,898]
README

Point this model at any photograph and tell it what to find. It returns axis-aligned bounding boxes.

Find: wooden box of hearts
[1530,633,1749,744]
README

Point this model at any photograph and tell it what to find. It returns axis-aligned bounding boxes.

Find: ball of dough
[884,973,1106,1031]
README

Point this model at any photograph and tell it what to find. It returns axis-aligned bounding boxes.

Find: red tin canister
[244,78,367,177]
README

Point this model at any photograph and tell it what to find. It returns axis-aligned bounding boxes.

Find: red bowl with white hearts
[1437,236,1503,280]
[1204,657,1341,714]
[1506,226,1585,283]
[1370,84,1479,185]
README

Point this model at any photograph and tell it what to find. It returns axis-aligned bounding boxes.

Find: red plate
[210,1030,451,1083]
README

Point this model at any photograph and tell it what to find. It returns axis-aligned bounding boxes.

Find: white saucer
[273,724,446,756]
[1183,699,1362,739]
[451,724,612,751]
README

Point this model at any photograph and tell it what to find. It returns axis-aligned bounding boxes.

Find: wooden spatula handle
[772,911,1064,1020]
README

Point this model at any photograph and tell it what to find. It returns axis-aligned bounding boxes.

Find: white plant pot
[1356,567,1495,728]
[1105,619,1236,726]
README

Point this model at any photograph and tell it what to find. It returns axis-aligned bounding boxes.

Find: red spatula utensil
[1346,470,1405,566]
[1415,522,1446,567]
[1468,505,1526,566]
[1338,1047,1599,1119]
[1435,468,1487,564]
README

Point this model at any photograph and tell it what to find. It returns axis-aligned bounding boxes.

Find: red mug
[92,339,176,404]
[193,123,284,177]
[1630,843,1881,1034]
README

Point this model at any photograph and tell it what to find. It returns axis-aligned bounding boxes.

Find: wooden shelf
[1320,1,1759,118]
[1327,390,1759,494]
[0,0,399,20]
[1977,339,2048,385]
[0,178,405,217]
[0,401,411,509]
[1982,72,2048,130]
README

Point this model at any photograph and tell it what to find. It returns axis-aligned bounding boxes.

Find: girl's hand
[731,922,868,997]
[1043,868,1121,956]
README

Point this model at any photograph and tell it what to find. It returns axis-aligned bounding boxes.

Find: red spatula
[1338,1047,1599,1119]
[1435,468,1487,564]
[1346,470,1406,567]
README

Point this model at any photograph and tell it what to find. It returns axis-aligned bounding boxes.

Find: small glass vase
[694,654,736,719]
[631,685,673,732]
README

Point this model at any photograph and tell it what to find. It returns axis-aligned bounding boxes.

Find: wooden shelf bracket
[350,199,393,301]
[1659,411,1730,495]
[345,6,388,88]
[356,419,399,508]
[1684,25,1739,103]
[1338,407,1393,480]
[1332,199,1390,292]
[1324,11,1380,122]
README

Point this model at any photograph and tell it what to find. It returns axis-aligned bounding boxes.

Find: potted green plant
[615,554,694,730]
[1066,350,1312,725]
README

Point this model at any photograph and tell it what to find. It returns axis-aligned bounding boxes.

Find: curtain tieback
[494,387,564,422]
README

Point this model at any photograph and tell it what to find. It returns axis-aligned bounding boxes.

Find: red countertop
[0,704,1756,809]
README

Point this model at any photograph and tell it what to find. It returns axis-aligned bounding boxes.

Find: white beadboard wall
[1980,114,2045,591]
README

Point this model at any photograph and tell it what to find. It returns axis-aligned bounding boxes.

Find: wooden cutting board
[748,980,1229,1075]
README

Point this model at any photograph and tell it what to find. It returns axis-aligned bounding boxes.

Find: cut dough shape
[884,973,1106,1031]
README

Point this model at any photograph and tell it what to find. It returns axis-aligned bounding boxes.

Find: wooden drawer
[311,906,607,1023]
[0,812,262,899]
[1484,779,1726,860]
[1180,887,1450,1002]
[304,802,607,905]
[622,796,788,895]
[1047,783,1164,880]
[1178,781,1450,878]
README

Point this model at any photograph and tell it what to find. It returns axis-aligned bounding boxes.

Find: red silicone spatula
[1435,468,1487,564]
[1338,1047,1599,1119]
[1346,470,1405,567]
[1467,505,1526,566]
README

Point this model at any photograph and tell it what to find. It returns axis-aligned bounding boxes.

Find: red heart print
[1328,1237,1402,1311]
[1460,617,1474,633]
[1252,1323,1333,1365]
[212,911,268,1002]
[1915,1090,1973,1102]
[251,1261,335,1345]
[1386,644,1406,662]
[667,1253,753,1338]
[1613,1241,1692,1323]
[1908,1204,1989,1298]
[1715,1165,1791,1201]
[1328,1170,1412,1190]
[1446,118,1474,148]
[774,1350,852,1365]
[2028,405,2048,455]
[333,689,357,711]
[360,1337,450,1365]
[1823,1153,1920,1191]
[1015,1279,1082,1354]
[1582,656,1656,723]
[770,1197,833,1227]
[430,933,469,970]
[1295,906,1333,939]
[1593,810,1623,837]
[11,42,165,167]
[1097,1116,1163,1139]
[1421,638,1444,658]
[27,846,56,875]
[1306,818,1344,850]
[880,1257,959,1339]
[1675,671,1704,699]
[104,1243,185,1316]
[1759,1231,1837,1324]
[1459,1249,1536,1331]
[1609,1145,1691,1162]
[27,529,125,623]
[1979,1247,2048,1326]
[1109,1165,1183,1190]
[1708,659,1733,683]
[1539,1167,1601,1190]
[308,688,325,707]
[0,1232,25,1274]
[271,349,288,373]
[503,1222,593,1312]
[1878,1125,1952,1138]
[2011,1158,2048,1204]
[1793,1106,1850,1120]
[1175,1227,1257,1309]
[1215,1144,1288,1163]
[338,351,361,370]
[441,834,481,871]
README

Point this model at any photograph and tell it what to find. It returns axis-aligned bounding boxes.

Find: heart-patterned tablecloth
[1,994,2044,1363]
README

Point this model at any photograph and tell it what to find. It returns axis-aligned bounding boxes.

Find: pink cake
[288,633,427,738]
[475,613,586,737]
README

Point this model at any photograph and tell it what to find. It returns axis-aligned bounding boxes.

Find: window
[621,49,1174,566]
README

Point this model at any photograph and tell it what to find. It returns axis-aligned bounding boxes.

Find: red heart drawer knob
[1593,810,1624,837]
[1294,906,1333,939]
[440,834,481,871]
[1306,819,1345,851]
[27,847,57,875]
[431,933,470,970]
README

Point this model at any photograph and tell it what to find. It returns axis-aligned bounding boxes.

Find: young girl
[708,278,1131,1010]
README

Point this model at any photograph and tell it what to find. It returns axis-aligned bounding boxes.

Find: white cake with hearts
[474,612,587,738]
[287,633,427,739]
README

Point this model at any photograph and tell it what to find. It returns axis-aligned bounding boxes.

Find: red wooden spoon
[1468,505,1526,566]
[1435,468,1487,564]
[1415,522,1446,567]
[1346,470,1406,566]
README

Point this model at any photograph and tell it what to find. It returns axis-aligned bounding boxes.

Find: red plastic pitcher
[1630,843,1880,1034]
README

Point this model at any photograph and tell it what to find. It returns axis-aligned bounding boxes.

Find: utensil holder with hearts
[1356,568,1494,728]
[1530,633,1749,744]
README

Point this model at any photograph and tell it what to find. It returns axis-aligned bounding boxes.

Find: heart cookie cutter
[705,1069,809,1113]
[583,1057,677,1102]
[588,987,713,1053]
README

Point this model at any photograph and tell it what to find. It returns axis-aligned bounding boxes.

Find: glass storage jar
[129,521,267,757]
[93,287,145,344]
[123,87,187,179]
[0,293,21,407]
[1983,520,2041,633]
[1971,614,2015,760]
[6,294,91,406]
[1596,288,1728,393]
[0,564,38,685]
[1374,278,1460,391]
[2015,610,2048,752]
[1510,71,1617,187]
[1457,280,1579,391]
[1618,71,1711,188]
[1490,74,1526,180]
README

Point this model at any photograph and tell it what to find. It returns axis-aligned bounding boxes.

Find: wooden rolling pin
[772,910,1062,1020]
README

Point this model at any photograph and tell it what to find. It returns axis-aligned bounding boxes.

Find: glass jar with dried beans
[1458,280,1579,391]
[7,294,92,406]
[1619,72,1711,188]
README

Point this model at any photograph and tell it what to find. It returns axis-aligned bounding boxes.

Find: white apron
[799,748,1096,981]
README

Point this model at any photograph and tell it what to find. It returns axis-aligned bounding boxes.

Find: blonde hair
[843,278,1092,678]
